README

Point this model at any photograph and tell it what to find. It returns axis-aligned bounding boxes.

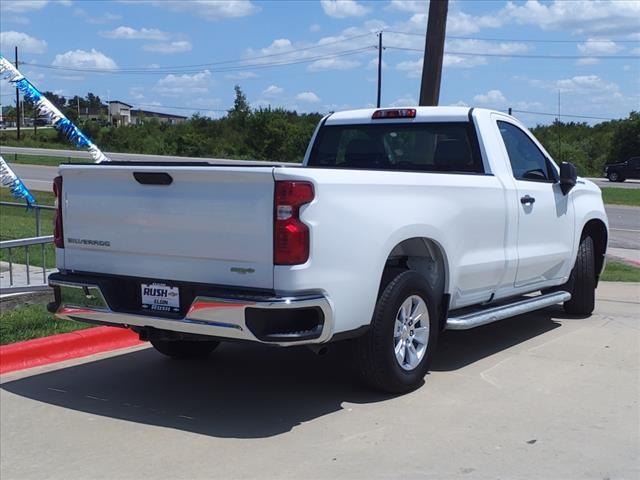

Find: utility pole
[376,31,383,108]
[14,46,20,140]
[77,97,80,119]
[419,0,448,106]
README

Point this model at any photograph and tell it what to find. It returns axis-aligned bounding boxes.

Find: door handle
[520,195,535,205]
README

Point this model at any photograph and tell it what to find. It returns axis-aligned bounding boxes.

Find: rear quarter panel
[274,167,508,333]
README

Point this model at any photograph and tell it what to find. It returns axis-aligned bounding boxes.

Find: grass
[0,303,89,345]
[0,189,56,268]
[5,153,90,167]
[0,128,68,150]
[601,260,640,282]
[601,187,640,207]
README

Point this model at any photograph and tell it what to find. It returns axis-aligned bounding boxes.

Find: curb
[0,327,144,375]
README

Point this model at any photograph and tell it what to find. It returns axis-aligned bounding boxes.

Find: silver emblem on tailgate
[230,267,255,274]
[67,238,111,247]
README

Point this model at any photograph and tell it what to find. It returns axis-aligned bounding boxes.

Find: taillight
[53,175,64,248]
[274,181,314,265]
[372,108,416,119]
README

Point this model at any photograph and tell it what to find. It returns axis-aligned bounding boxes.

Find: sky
[0,0,639,126]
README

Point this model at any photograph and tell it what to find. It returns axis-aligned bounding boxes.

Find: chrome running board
[446,291,571,330]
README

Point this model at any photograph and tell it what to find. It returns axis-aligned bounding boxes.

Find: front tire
[151,339,219,359]
[355,270,439,394]
[563,236,596,316]
[607,171,624,182]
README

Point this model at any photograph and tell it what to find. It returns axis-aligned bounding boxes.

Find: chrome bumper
[49,278,334,346]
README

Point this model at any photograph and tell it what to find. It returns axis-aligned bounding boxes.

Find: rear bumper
[48,274,333,346]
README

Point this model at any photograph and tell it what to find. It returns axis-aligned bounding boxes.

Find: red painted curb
[0,327,144,375]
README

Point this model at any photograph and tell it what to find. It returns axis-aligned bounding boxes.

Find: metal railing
[1,202,56,294]
[0,201,56,237]
[1,235,54,292]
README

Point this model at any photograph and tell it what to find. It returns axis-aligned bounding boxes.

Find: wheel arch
[581,218,608,281]
[381,237,450,330]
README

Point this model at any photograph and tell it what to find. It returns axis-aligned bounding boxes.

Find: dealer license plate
[141,283,180,313]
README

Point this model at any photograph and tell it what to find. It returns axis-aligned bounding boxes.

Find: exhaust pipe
[307,344,329,356]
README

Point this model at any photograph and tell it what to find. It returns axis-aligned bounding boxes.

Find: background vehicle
[604,156,640,182]
[48,107,608,393]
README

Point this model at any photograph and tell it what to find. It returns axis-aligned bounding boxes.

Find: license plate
[141,283,180,313]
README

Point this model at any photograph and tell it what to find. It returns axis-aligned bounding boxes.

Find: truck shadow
[1,308,563,439]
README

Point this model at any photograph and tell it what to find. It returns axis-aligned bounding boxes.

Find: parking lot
[1,282,638,480]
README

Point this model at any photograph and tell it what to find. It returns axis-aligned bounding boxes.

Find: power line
[383,29,640,43]
[510,109,620,121]
[23,32,377,74]
[23,46,377,75]
[386,45,640,59]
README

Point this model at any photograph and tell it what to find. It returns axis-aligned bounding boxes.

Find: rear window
[308,122,484,173]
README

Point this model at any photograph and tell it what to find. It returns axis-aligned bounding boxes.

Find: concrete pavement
[1,282,638,480]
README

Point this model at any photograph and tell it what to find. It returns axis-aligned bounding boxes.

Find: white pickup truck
[48,107,608,393]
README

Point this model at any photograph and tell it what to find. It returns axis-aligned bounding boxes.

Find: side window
[497,121,551,182]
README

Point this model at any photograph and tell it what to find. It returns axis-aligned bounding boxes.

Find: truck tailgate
[59,164,275,289]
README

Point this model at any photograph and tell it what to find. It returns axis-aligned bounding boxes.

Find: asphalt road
[1,145,294,165]
[1,282,638,480]
[587,177,640,190]
[606,204,640,250]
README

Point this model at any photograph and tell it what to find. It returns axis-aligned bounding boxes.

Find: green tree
[608,111,640,164]
[228,85,250,122]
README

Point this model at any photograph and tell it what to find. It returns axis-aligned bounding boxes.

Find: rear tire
[355,270,439,394]
[151,339,219,359]
[563,236,596,316]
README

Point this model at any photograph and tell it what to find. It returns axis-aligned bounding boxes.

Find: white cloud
[320,0,370,18]
[142,41,192,54]
[577,38,621,55]
[0,1,48,14]
[389,95,418,107]
[0,31,47,53]
[224,71,257,80]
[396,52,487,77]
[129,86,146,100]
[307,57,361,71]
[367,57,388,70]
[501,0,640,36]
[296,91,321,103]
[52,48,117,69]
[555,75,621,96]
[449,100,469,107]
[576,57,599,66]
[395,58,422,77]
[147,0,259,20]
[473,89,507,105]
[74,8,121,24]
[155,70,212,96]
[259,38,293,55]
[387,1,428,13]
[446,11,503,35]
[443,54,488,69]
[309,24,321,32]
[262,85,283,96]
[101,26,170,40]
